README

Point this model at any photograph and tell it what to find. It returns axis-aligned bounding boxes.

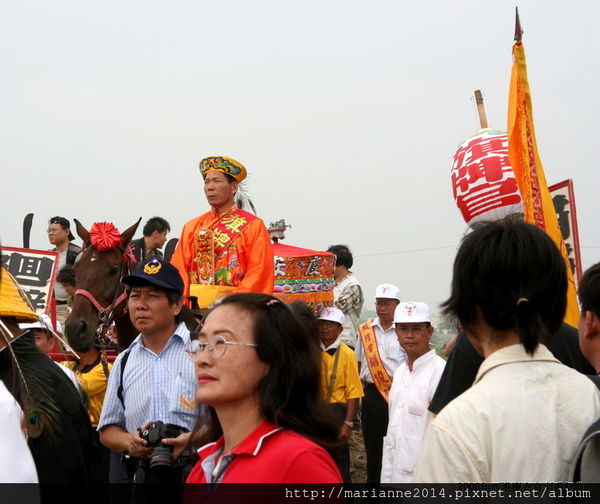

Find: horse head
[65,219,140,352]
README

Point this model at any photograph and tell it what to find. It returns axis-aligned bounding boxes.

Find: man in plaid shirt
[327,245,364,349]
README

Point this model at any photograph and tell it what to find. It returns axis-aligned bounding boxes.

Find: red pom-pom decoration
[90,222,123,251]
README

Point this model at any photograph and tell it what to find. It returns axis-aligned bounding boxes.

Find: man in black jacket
[131,217,170,263]
[48,216,81,325]
[572,262,600,482]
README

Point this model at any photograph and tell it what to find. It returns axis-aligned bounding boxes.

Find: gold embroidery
[221,214,247,234]
[212,229,230,248]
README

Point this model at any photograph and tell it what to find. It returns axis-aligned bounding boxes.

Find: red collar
[198,421,283,458]
[210,203,238,219]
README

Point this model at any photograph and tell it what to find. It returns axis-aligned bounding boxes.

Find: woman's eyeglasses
[186,337,257,360]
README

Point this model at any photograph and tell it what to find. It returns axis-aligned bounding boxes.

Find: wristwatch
[344,420,354,428]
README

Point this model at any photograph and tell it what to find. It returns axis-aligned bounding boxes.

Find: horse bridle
[75,289,128,327]
[74,244,136,349]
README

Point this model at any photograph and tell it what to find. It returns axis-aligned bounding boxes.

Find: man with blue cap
[98,258,197,487]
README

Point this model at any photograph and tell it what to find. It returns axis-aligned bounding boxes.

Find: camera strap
[117,349,131,408]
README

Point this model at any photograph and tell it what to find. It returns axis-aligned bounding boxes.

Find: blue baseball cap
[121,258,184,294]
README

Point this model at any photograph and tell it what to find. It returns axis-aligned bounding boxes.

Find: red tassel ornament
[90,222,123,251]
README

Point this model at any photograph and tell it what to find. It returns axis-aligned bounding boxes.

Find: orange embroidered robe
[171,206,274,306]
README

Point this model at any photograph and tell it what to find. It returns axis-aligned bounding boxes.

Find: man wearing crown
[170,156,274,308]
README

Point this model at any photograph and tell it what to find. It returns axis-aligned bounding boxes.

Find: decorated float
[268,219,335,313]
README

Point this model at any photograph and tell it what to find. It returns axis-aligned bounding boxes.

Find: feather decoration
[235,180,257,214]
[0,319,61,440]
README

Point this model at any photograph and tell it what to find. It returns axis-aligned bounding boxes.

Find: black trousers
[361,383,388,483]
[329,403,352,483]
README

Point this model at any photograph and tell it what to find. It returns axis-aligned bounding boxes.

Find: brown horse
[65,219,141,351]
[65,219,200,353]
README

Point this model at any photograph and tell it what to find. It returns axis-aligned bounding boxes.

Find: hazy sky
[2,0,599,316]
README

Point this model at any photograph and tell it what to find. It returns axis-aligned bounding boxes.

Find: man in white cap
[18,315,81,392]
[355,283,404,483]
[381,301,445,483]
[318,307,363,482]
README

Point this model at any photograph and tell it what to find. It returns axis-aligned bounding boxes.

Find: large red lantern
[451,129,523,228]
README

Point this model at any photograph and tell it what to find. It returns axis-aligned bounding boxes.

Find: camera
[139,421,188,470]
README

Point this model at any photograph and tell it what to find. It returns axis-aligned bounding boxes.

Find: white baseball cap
[318,307,345,326]
[19,313,61,334]
[375,283,401,301]
[394,302,431,324]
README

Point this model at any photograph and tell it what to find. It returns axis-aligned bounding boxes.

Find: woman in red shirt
[184,293,342,484]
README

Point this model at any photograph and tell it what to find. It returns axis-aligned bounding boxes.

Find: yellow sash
[358,320,393,402]
[190,285,235,309]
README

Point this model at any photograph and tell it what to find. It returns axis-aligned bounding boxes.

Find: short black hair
[142,217,170,237]
[327,244,354,269]
[165,289,182,306]
[49,216,75,241]
[49,216,70,230]
[56,264,75,286]
[442,221,567,355]
[579,262,600,317]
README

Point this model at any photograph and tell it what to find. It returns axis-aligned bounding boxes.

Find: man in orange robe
[170,156,274,308]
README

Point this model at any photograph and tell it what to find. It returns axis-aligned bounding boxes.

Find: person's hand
[128,428,152,459]
[339,424,353,440]
[162,431,192,460]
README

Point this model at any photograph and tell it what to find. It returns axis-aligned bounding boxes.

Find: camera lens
[149,444,174,469]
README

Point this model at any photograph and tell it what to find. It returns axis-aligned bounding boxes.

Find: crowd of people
[1,156,600,499]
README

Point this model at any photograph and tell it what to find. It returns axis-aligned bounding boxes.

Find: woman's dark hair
[441,221,567,355]
[579,262,600,316]
[327,244,353,269]
[192,293,339,448]
[289,301,320,344]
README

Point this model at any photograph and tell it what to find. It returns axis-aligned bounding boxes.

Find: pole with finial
[474,90,489,129]
[514,6,523,42]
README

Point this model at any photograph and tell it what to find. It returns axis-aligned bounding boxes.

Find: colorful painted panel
[272,243,335,313]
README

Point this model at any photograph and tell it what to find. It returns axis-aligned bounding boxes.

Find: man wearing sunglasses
[98,258,198,489]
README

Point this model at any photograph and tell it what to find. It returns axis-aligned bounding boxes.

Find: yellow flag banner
[507,41,579,327]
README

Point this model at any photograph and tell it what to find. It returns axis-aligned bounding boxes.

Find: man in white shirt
[47,216,81,325]
[355,283,404,483]
[381,302,445,483]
